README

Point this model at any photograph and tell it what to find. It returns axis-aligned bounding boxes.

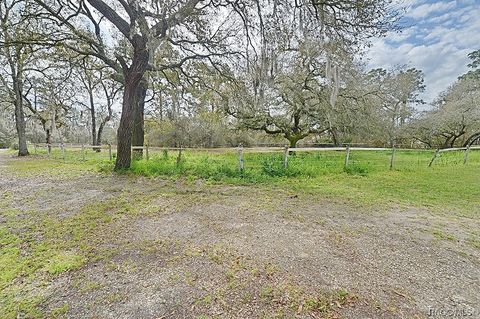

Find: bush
[260,156,300,177]
[97,160,115,173]
[10,142,19,150]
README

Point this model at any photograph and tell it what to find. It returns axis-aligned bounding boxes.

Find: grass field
[15,146,480,217]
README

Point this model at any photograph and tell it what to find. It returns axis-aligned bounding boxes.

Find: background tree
[31,0,398,168]
[366,67,425,147]
[409,50,480,148]
[223,0,398,148]
[0,0,36,155]
[32,0,244,169]
[74,57,121,148]
[0,88,16,147]
[226,42,331,148]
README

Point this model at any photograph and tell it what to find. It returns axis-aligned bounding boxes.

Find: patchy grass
[431,229,456,241]
[45,252,85,275]
[121,149,480,216]
[0,187,165,319]
[8,148,480,216]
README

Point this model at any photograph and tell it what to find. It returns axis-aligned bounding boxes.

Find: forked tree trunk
[288,138,299,148]
[114,35,149,170]
[286,132,307,149]
[132,78,147,158]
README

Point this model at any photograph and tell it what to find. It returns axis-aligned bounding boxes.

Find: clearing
[0,150,479,319]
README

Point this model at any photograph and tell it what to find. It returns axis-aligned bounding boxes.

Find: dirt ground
[1,150,479,319]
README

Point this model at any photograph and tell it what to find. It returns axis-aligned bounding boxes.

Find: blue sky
[367,0,480,105]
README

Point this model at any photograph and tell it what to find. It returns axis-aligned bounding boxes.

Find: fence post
[238,145,244,172]
[283,145,289,168]
[389,145,396,170]
[34,144,37,154]
[428,148,440,167]
[344,145,350,168]
[108,144,112,161]
[81,144,85,161]
[47,144,51,157]
[463,145,470,164]
[146,144,149,161]
[61,143,65,161]
[176,147,183,166]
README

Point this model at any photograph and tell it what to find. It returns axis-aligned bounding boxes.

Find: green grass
[10,147,480,216]
[121,149,480,216]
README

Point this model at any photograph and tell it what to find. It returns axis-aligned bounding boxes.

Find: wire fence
[28,143,480,178]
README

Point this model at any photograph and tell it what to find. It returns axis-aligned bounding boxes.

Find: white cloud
[367,0,480,107]
[406,1,457,19]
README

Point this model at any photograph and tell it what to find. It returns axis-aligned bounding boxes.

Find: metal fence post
[464,145,470,164]
[81,144,85,161]
[283,145,289,168]
[108,144,112,161]
[176,147,183,166]
[238,145,244,172]
[344,145,350,168]
[146,144,149,161]
[428,148,440,167]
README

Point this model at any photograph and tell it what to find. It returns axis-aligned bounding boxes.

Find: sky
[367,0,480,106]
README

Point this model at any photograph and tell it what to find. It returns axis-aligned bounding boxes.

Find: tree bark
[45,128,52,153]
[288,138,298,148]
[285,132,306,149]
[329,128,341,146]
[88,88,98,149]
[442,136,452,149]
[96,116,110,146]
[463,132,480,147]
[9,51,28,156]
[132,77,147,158]
[450,132,465,148]
[114,35,149,170]
[14,97,29,156]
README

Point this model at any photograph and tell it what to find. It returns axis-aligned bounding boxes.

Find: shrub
[260,156,300,177]
[97,160,115,173]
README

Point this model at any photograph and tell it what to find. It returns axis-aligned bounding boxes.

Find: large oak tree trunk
[114,35,149,170]
[288,138,298,148]
[286,132,308,149]
[132,77,147,158]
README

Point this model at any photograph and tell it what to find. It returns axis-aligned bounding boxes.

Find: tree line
[0,1,479,170]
